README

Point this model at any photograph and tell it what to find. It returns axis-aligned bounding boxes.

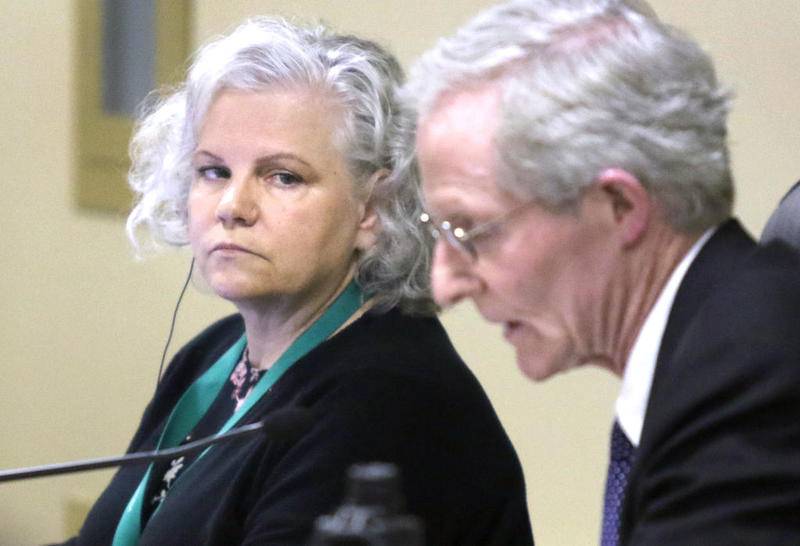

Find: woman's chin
[206,280,264,303]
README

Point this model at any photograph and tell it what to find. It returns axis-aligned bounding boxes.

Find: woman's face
[188,88,376,312]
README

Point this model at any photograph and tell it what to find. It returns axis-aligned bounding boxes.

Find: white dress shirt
[615,228,715,447]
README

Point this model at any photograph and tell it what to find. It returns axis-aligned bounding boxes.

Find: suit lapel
[651,220,754,381]
[620,218,756,542]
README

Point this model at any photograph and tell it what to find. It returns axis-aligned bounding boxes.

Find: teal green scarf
[112,281,363,546]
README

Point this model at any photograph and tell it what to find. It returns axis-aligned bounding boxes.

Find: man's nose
[430,240,482,308]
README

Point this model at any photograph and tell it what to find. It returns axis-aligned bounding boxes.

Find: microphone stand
[0,406,315,483]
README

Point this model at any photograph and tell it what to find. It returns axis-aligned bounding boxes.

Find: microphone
[0,407,313,483]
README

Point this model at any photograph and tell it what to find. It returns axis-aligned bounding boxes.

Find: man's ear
[354,169,386,251]
[594,168,651,247]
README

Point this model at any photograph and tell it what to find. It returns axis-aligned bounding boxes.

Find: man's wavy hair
[403,0,734,232]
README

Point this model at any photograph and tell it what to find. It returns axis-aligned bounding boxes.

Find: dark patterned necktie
[601,420,636,546]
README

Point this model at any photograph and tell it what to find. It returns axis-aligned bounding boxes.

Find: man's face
[416,85,619,380]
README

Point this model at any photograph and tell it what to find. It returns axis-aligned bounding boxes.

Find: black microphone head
[259,406,315,444]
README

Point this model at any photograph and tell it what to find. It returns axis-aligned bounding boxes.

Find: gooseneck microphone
[0,407,313,483]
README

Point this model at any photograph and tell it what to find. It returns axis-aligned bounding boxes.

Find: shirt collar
[615,227,715,446]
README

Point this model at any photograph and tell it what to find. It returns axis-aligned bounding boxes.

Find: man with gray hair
[403,0,800,544]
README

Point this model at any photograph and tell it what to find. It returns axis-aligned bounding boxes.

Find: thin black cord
[155,258,195,392]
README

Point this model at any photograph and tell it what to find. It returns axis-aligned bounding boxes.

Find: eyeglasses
[419,201,533,262]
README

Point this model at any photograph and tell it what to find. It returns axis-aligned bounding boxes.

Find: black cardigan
[59,308,534,545]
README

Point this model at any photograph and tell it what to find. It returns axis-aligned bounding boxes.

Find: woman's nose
[216,177,258,226]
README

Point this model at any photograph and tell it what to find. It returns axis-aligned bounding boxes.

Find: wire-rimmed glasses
[419,202,533,262]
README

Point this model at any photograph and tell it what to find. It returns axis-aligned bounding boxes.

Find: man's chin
[514,347,573,382]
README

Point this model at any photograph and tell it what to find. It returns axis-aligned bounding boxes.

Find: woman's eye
[271,171,303,187]
[196,166,231,180]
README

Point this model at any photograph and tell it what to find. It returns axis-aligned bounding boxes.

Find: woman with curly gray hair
[60,17,533,546]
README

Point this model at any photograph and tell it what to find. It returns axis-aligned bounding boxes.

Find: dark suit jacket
[621,219,800,545]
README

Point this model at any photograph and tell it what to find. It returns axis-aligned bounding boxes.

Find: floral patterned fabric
[143,348,263,523]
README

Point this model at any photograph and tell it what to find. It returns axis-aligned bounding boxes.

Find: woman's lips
[211,242,257,256]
